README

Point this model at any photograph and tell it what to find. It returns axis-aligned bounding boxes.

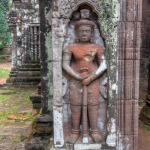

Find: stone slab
[74,143,102,150]
[74,136,102,150]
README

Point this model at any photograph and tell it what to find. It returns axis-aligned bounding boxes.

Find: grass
[0,88,37,124]
[0,68,10,79]
[0,56,6,63]
[0,94,12,103]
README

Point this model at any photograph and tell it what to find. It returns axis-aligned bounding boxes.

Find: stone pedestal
[74,136,102,150]
[74,144,102,150]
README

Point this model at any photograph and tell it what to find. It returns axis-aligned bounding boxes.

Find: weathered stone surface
[39,0,53,115]
[7,0,41,87]
[53,106,64,147]
[11,0,146,150]
[36,114,53,123]
[30,95,41,103]
[74,143,102,150]
[25,114,53,150]
[25,137,48,150]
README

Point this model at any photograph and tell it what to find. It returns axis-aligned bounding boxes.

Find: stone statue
[62,19,107,144]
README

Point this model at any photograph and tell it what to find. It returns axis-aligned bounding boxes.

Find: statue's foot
[66,130,80,144]
[90,130,102,143]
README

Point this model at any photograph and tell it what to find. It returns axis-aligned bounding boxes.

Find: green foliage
[0,0,11,50]
[0,68,10,79]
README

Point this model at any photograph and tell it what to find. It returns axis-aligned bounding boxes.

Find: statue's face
[77,25,93,42]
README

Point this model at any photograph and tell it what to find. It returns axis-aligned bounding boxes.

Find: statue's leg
[67,79,82,144]
[88,105,99,131]
[88,105,102,143]
[87,80,101,143]
[71,105,81,131]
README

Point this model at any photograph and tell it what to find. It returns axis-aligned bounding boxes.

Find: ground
[138,121,150,150]
[0,62,37,150]
[0,62,149,150]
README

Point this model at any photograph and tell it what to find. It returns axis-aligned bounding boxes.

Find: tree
[0,0,11,50]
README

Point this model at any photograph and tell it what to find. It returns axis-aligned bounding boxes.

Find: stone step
[30,93,41,111]
[7,82,40,87]
[32,103,42,110]
[9,74,17,77]
[10,72,17,75]
[17,71,41,77]
[21,64,40,68]
[9,71,18,75]
[30,94,41,103]
[38,84,41,95]
[19,68,40,71]
[9,77,40,82]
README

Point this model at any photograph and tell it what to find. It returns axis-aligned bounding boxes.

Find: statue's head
[75,19,95,43]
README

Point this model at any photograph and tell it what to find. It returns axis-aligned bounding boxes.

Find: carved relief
[62,18,107,144]
[53,1,109,148]
[52,18,69,47]
[52,18,69,107]
[53,0,101,18]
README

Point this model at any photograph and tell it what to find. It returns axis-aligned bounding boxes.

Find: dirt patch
[0,78,7,84]
[0,62,11,70]
[138,120,150,150]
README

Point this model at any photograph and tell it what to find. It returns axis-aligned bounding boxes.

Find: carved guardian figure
[63,19,107,144]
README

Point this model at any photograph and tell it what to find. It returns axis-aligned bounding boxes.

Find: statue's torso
[67,43,103,75]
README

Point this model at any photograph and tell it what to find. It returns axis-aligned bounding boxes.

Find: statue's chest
[71,46,97,61]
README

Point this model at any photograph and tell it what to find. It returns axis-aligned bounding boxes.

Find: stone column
[139,0,150,100]
[7,10,18,70]
[117,0,141,149]
[10,25,17,69]
[39,0,53,114]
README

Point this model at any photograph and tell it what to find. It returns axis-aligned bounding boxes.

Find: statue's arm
[82,49,107,85]
[91,46,107,78]
[62,52,83,80]
[92,54,107,79]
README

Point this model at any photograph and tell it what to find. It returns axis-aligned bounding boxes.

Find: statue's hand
[75,73,84,80]
[82,73,97,85]
[82,77,92,86]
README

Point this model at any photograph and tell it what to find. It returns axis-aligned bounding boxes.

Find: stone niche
[39,0,140,149]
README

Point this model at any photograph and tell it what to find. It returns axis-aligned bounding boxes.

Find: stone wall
[39,0,140,150]
[7,0,41,87]
[10,0,149,149]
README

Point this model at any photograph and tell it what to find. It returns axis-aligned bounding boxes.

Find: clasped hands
[75,72,95,86]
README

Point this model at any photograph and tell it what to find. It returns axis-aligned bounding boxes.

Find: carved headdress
[75,19,95,30]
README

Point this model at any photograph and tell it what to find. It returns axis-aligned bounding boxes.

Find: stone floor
[138,121,150,150]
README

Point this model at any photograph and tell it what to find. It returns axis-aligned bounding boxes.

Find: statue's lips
[80,37,89,40]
